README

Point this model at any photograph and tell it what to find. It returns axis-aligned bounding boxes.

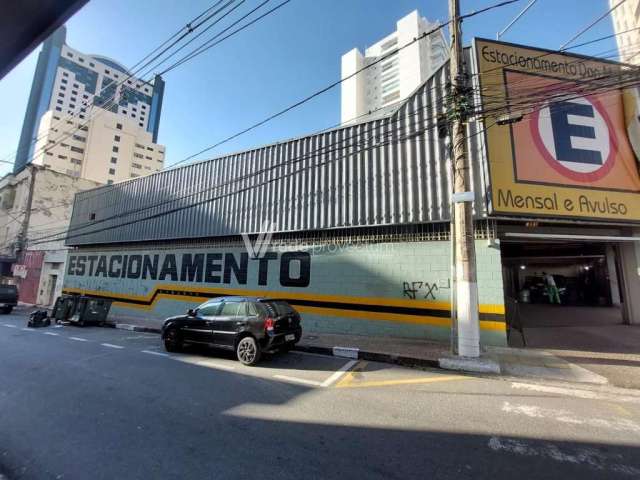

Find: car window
[198,302,221,317]
[262,300,295,316]
[247,302,258,316]
[219,302,243,317]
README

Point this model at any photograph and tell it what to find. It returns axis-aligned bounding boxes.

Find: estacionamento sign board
[474,38,640,223]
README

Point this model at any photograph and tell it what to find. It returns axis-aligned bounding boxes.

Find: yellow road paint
[335,373,467,389]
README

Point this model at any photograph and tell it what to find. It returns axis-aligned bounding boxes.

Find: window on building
[112,146,119,153]
[78,57,84,63]
[73,83,79,88]
[109,168,116,175]
[53,115,60,120]
[61,143,69,147]
[116,123,122,130]
[67,52,73,58]
[69,104,75,109]
[132,107,137,112]
[71,90,78,95]
[58,155,67,159]
[134,153,143,159]
[114,135,120,142]
[79,114,85,119]
[105,69,110,75]
[83,94,88,99]
[71,158,82,165]
[56,99,63,105]
[123,110,127,114]
[110,157,117,164]
[61,78,68,85]
[58,92,64,98]
[89,62,95,68]
[132,114,136,118]
[46,152,53,156]
[48,140,55,144]
[62,71,68,77]
[70,97,76,103]
[145,156,152,160]
[79,126,88,132]
[72,135,85,142]
[55,107,62,112]
[70,146,84,154]
[131,174,140,178]
[132,163,142,169]
[135,143,144,149]
[139,122,143,127]
[107,180,113,185]
[90,212,96,220]
[146,147,154,152]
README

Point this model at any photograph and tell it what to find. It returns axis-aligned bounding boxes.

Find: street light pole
[449,0,480,357]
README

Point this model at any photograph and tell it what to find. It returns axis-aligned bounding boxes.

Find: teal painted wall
[63,239,506,346]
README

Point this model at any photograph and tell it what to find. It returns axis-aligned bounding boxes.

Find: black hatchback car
[160,296,302,365]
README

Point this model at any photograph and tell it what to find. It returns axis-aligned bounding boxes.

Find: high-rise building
[610,0,640,64]
[14,26,166,182]
[340,10,448,124]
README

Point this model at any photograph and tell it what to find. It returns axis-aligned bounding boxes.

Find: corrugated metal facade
[66,58,488,247]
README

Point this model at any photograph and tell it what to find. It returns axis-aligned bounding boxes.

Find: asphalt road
[1,311,640,480]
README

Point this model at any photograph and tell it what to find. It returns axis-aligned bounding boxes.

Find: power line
[559,0,628,50]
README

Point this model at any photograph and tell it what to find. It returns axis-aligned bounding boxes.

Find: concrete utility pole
[449,0,480,357]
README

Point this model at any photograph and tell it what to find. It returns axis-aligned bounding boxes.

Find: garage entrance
[500,237,631,351]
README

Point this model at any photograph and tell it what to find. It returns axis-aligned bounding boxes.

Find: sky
[0,0,619,177]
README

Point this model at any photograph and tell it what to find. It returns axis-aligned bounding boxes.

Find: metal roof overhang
[503,232,640,242]
[0,0,88,80]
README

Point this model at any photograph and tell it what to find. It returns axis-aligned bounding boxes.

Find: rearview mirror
[187,308,196,317]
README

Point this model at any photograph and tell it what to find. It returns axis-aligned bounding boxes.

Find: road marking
[273,375,323,387]
[320,359,358,387]
[488,436,640,476]
[21,327,35,332]
[101,343,124,349]
[141,350,170,357]
[337,375,466,388]
[53,325,64,328]
[3,324,17,328]
[124,335,157,339]
[511,382,640,404]
[43,332,59,336]
[69,336,88,342]
[502,401,640,433]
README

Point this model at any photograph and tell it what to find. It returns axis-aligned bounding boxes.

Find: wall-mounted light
[520,265,526,270]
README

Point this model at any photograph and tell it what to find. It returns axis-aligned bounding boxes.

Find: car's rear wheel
[163,328,182,352]
[1,307,11,314]
[236,336,261,366]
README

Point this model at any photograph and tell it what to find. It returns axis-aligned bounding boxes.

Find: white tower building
[340,10,449,124]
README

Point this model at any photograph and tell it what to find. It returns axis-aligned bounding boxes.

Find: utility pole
[449,0,480,357]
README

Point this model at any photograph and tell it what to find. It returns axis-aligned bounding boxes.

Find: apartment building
[14,26,166,182]
[340,10,448,124]
[610,0,640,64]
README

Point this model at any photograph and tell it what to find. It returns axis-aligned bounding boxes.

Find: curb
[108,324,441,371]
[114,323,161,334]
[293,344,440,369]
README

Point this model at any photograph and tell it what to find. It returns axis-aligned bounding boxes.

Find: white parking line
[43,332,59,336]
[321,359,358,387]
[101,343,124,349]
[53,325,64,329]
[20,327,34,332]
[273,375,323,387]
[3,324,17,328]
[69,336,88,342]
[141,350,170,357]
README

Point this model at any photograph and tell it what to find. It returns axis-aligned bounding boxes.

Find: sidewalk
[109,316,609,385]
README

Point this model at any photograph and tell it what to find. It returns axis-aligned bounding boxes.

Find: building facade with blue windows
[14,26,165,179]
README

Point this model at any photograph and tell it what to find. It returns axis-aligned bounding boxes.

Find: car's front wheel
[236,336,261,366]
[163,328,182,352]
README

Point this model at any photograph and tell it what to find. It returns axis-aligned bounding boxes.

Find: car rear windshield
[262,300,295,316]
[0,285,17,294]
